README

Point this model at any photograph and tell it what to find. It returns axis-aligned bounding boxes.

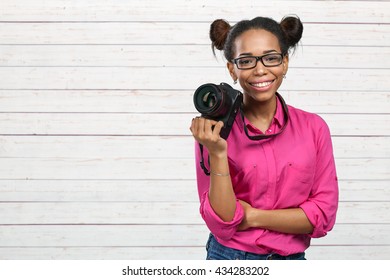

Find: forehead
[234,29,281,55]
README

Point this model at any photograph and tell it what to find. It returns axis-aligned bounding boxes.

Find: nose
[253,59,267,75]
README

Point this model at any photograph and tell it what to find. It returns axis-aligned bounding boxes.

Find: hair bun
[280,16,303,49]
[209,19,231,53]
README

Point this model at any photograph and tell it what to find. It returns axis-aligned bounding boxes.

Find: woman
[190,15,339,260]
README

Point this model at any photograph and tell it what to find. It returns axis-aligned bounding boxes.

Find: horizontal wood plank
[0,201,388,224]
[0,158,198,180]
[0,67,388,91]
[0,201,203,225]
[0,136,196,159]
[306,246,390,260]
[0,225,209,247]
[0,113,389,136]
[0,179,199,202]
[0,224,387,247]
[0,179,389,205]
[338,180,390,202]
[0,22,388,46]
[0,157,389,180]
[1,0,389,23]
[0,245,388,260]
[0,90,388,114]
[1,135,388,159]
[1,45,389,69]
[0,247,206,260]
[312,224,390,246]
[0,179,388,203]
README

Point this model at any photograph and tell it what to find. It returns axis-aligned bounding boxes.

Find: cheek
[274,68,286,81]
[237,70,252,80]
[274,74,284,88]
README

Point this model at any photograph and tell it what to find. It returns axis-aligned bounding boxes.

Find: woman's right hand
[190,117,227,157]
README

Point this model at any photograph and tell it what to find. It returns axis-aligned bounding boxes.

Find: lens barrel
[193,82,243,140]
[193,83,231,119]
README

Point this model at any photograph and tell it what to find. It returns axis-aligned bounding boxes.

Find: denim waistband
[206,234,306,260]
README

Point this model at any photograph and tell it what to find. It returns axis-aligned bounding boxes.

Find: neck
[242,94,277,130]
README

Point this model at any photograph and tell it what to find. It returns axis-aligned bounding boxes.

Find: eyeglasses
[233,53,284,69]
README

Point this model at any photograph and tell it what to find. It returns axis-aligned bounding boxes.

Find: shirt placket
[262,140,277,208]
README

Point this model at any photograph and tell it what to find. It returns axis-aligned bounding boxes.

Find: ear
[282,55,289,75]
[227,61,237,82]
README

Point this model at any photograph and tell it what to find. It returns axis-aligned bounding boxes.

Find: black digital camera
[193,83,243,139]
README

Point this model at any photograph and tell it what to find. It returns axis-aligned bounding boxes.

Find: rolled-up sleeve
[199,191,244,240]
[195,142,244,240]
[299,119,339,238]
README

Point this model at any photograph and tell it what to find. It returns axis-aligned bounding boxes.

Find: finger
[204,119,214,137]
[212,121,225,137]
[196,117,205,138]
[190,117,200,134]
[189,117,196,134]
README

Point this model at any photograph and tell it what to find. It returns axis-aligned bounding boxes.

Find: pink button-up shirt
[195,95,339,256]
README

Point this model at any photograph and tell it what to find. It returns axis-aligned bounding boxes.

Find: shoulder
[287,104,331,137]
[288,105,328,127]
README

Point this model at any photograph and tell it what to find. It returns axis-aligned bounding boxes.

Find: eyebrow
[238,49,279,57]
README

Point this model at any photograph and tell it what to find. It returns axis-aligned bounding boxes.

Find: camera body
[193,82,243,139]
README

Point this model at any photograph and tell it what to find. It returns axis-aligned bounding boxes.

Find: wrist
[248,208,262,228]
[209,150,228,159]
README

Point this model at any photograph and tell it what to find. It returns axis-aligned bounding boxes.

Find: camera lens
[194,84,224,117]
[202,91,217,108]
[193,82,242,139]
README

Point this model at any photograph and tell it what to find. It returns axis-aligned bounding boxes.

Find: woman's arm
[238,200,314,234]
[190,117,237,222]
[208,152,236,222]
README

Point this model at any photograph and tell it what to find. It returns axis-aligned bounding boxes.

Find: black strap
[241,92,290,140]
[199,143,210,176]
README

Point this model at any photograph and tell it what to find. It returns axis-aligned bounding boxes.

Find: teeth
[252,81,272,88]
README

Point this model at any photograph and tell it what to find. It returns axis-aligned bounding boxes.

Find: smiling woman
[190,15,339,260]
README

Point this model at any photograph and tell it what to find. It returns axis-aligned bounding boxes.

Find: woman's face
[227,29,289,104]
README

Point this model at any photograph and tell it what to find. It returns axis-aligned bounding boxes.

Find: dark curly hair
[210,15,303,61]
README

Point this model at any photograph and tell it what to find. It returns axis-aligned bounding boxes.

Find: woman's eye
[265,55,281,62]
[238,58,254,65]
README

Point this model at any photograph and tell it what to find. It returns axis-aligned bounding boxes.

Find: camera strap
[198,143,210,176]
[198,92,290,176]
[240,92,290,140]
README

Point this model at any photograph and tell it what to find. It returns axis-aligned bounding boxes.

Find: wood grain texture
[0,157,389,180]
[1,135,389,158]
[0,113,389,136]
[1,45,389,68]
[0,202,388,225]
[0,224,387,247]
[0,246,389,260]
[0,67,389,91]
[1,0,389,23]
[0,22,389,46]
[0,90,389,113]
[0,179,388,202]
[0,0,389,260]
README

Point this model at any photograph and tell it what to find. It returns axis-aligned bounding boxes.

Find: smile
[250,80,274,88]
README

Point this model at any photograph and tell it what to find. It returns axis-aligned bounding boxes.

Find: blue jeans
[206,234,306,260]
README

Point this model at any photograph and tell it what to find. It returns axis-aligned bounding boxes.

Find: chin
[249,90,276,103]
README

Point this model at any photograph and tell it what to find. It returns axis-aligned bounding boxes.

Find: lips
[250,79,274,89]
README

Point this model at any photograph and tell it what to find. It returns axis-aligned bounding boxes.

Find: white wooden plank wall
[0,0,389,260]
